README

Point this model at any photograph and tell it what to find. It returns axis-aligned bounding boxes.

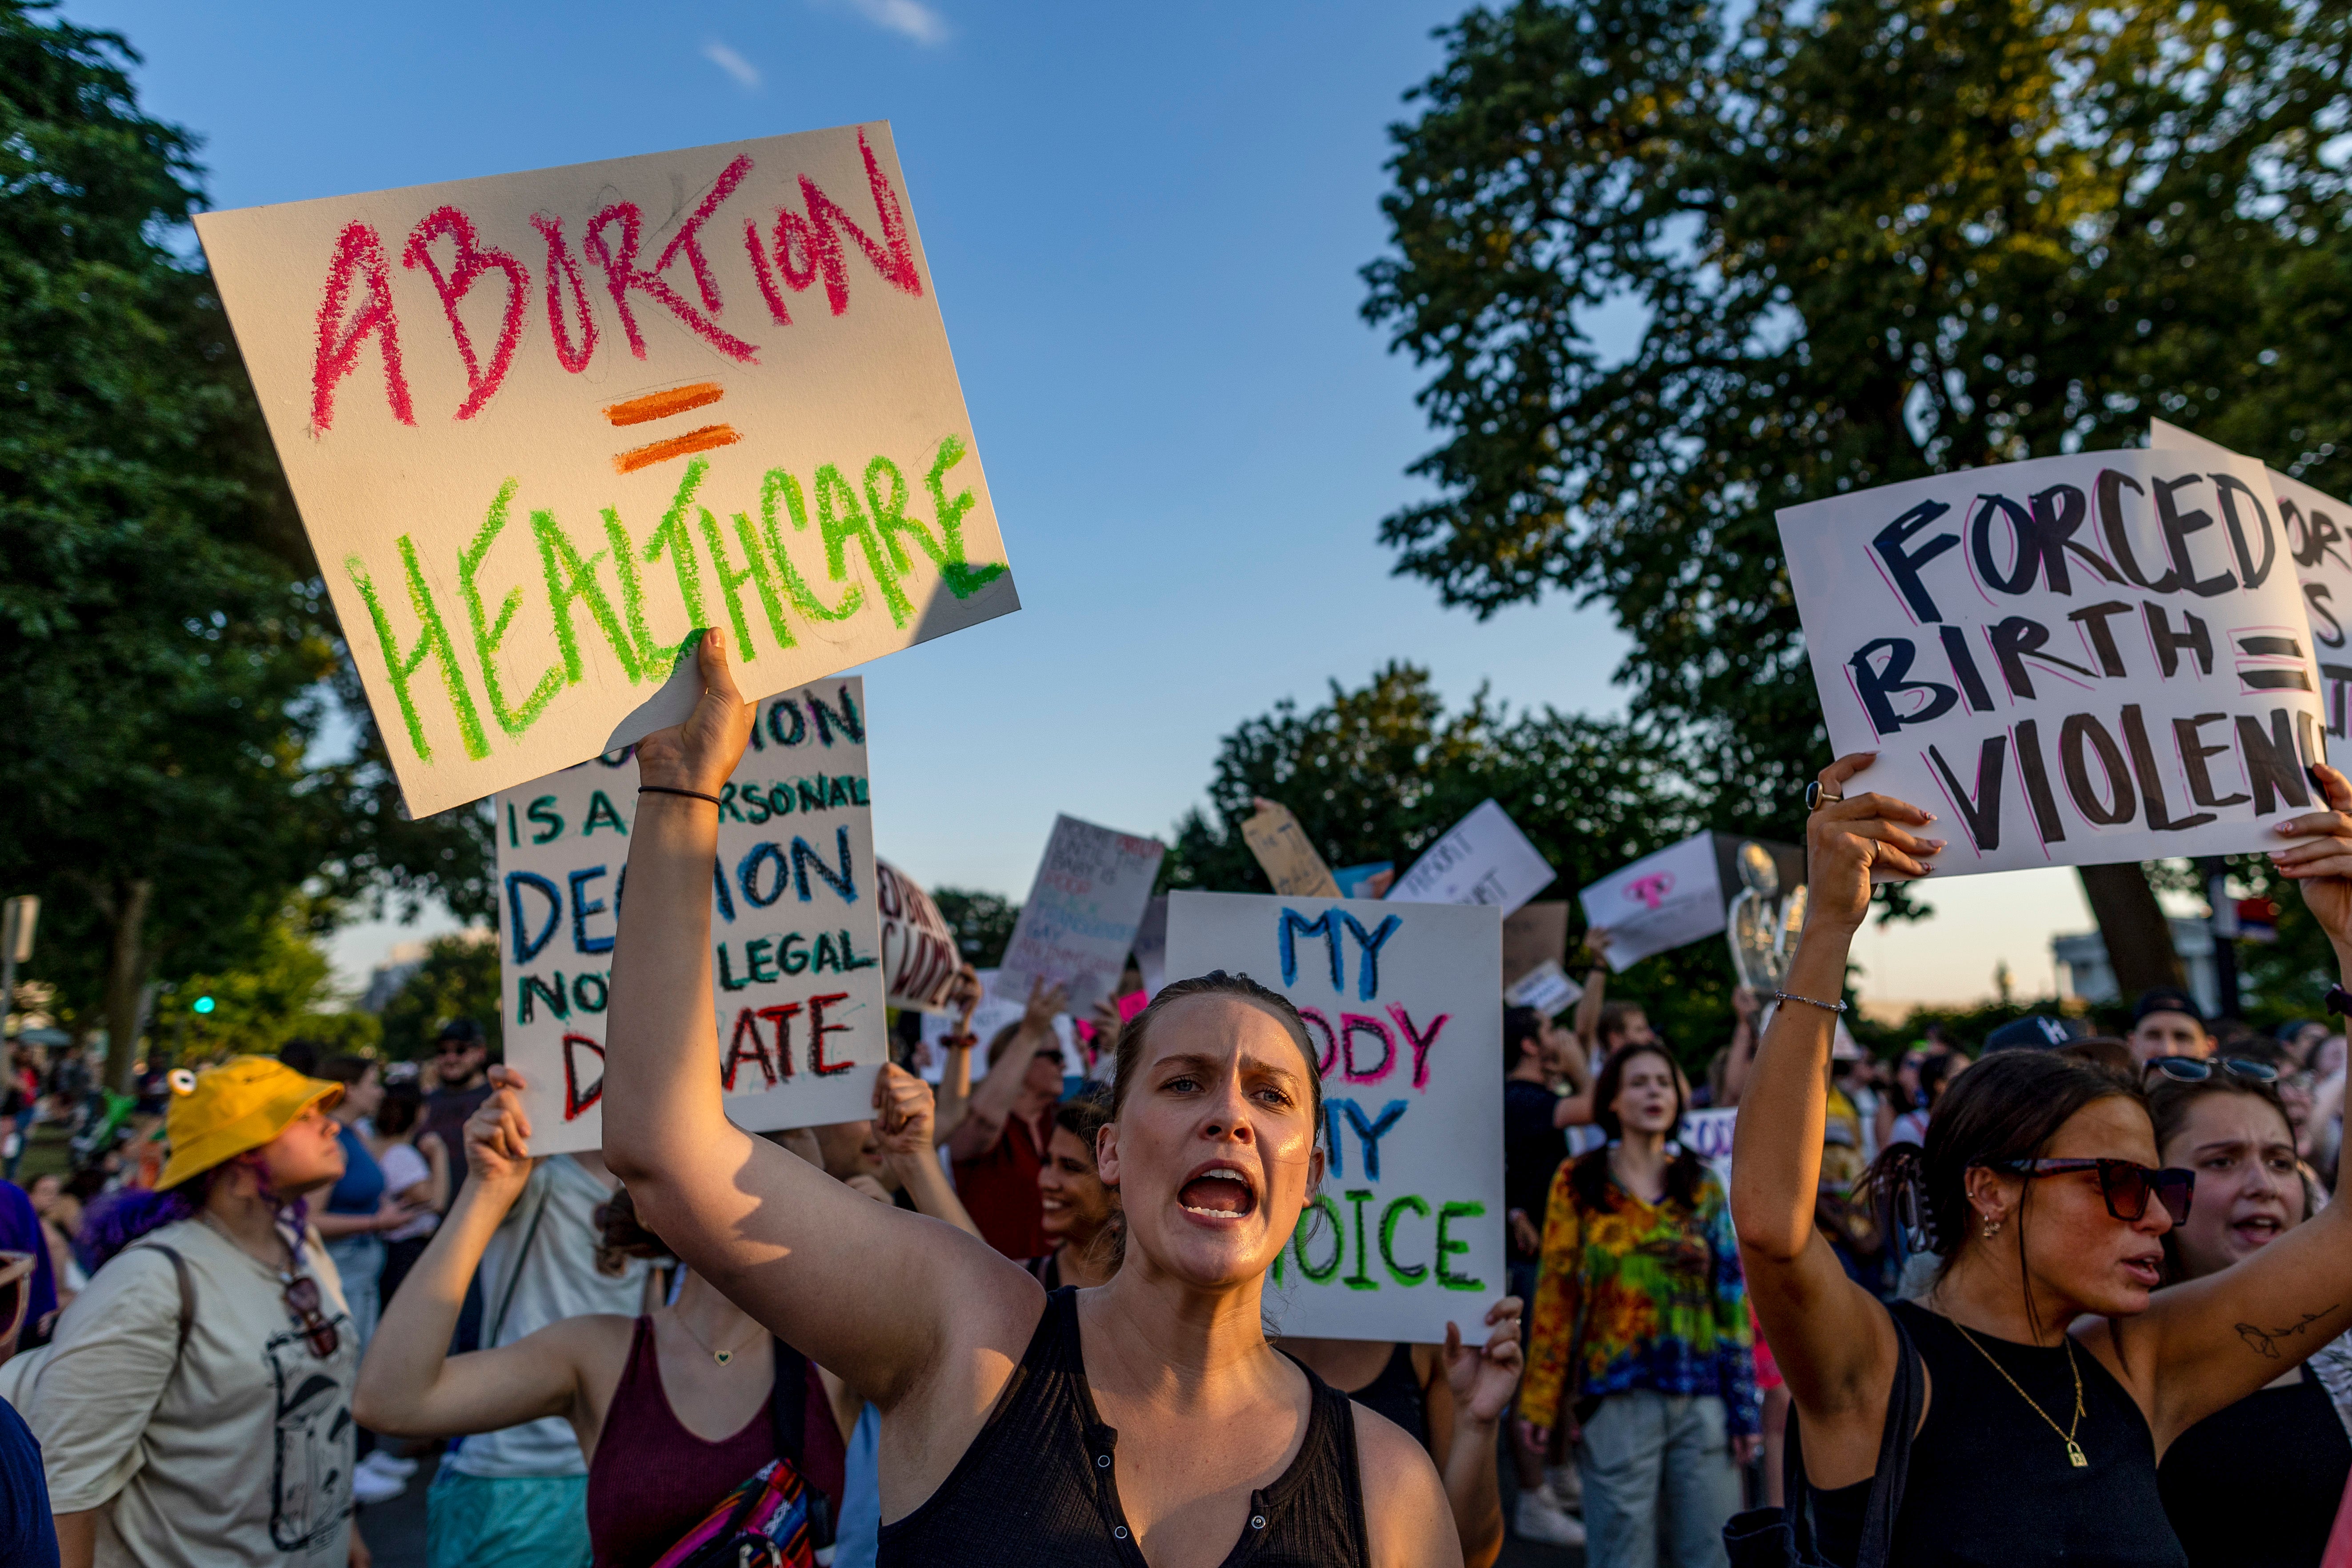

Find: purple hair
[76,1166,314,1274]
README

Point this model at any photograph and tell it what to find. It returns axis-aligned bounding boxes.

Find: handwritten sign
[1387,799,1556,913]
[1781,450,2328,874]
[1164,891,1505,1344]
[1504,960,1582,1018]
[1132,896,1169,999]
[1682,1107,1737,1186]
[1578,832,1728,971]
[2151,421,2352,741]
[996,816,1165,1013]
[916,966,1077,1082]
[1241,803,1342,897]
[496,678,884,1153]
[876,859,960,1012]
[195,123,1018,818]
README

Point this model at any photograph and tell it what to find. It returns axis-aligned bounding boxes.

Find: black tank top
[1338,1342,1428,1450]
[877,1288,1372,1566]
[2159,1366,2350,1567]
[1812,1300,2188,1568]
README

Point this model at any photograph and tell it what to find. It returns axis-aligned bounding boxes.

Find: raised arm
[354,1071,600,1440]
[1719,988,1762,1109]
[1436,1299,1522,1568]
[943,978,1067,1161]
[930,966,984,1143]
[601,631,1035,1416]
[1731,753,1941,1488]
[2116,763,2352,1445]
[873,1062,984,1241]
[1571,928,1611,1051]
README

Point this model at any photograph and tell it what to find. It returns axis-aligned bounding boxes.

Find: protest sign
[876,859,960,1012]
[1579,833,1728,972]
[1387,800,1555,914]
[1333,862,1394,900]
[1781,450,2328,874]
[1164,891,1505,1344]
[1503,901,1571,987]
[496,678,884,1153]
[1241,804,1341,897]
[916,967,1077,1081]
[1503,960,1582,1018]
[195,123,1018,819]
[1681,1107,1737,1186]
[996,816,1165,1012]
[2152,420,2352,741]
[1132,896,1169,998]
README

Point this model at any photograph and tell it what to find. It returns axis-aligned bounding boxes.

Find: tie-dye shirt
[1517,1157,1760,1436]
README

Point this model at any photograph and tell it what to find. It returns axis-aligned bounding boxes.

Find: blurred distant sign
[2,898,35,965]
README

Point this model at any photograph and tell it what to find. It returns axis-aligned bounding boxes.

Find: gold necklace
[671,1312,763,1367]
[1952,1320,2088,1468]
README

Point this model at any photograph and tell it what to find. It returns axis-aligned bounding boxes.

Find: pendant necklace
[673,1312,762,1367]
[1953,1320,2088,1468]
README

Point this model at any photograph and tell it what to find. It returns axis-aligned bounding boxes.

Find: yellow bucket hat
[157,1055,344,1191]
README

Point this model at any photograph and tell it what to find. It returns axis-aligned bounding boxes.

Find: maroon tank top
[585,1316,848,1568]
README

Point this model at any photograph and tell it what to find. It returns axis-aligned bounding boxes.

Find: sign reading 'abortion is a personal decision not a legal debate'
[1780,450,2329,875]
[196,123,1018,818]
[1164,892,1504,1345]
[495,678,885,1154]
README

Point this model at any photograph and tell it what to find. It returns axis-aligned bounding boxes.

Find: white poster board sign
[496,678,884,1152]
[1503,960,1582,1018]
[1780,450,2328,874]
[876,859,960,1012]
[916,967,1078,1081]
[1681,1106,1737,1186]
[2152,420,2352,741]
[1132,896,1169,999]
[1164,891,1506,1344]
[1578,832,1728,971]
[995,816,1165,1012]
[1387,799,1556,914]
[196,123,1019,818]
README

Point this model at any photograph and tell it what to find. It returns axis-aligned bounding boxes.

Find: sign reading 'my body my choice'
[196,123,1018,818]
[497,678,884,1155]
[1781,450,2329,875]
[1165,892,1503,1344]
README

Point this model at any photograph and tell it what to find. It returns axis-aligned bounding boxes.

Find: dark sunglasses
[2147,1055,2279,1085]
[282,1274,340,1359]
[1987,1157,2195,1226]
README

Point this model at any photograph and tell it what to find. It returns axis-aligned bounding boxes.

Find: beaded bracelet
[1773,989,1848,1015]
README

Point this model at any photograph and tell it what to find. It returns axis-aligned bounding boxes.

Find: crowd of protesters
[5,638,2352,1567]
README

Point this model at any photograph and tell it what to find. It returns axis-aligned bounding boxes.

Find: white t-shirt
[450,1155,648,1478]
[11,1216,356,1568]
[378,1140,439,1242]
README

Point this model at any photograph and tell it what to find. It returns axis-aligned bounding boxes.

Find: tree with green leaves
[378,933,502,1061]
[1161,663,1748,1063]
[1363,0,2352,989]
[930,888,1020,969]
[0,1,490,1086]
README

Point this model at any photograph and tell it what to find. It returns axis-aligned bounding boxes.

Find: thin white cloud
[702,40,763,90]
[846,0,950,46]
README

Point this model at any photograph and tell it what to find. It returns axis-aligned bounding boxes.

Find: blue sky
[61,0,2090,1006]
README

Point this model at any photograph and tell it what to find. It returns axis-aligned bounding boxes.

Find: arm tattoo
[2234,1306,2339,1359]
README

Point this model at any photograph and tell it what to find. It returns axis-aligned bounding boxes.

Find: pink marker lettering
[402,206,527,420]
[583,202,759,364]
[310,221,415,432]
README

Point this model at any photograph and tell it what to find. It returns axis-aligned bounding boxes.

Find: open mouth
[1179,1166,1257,1222]
[2120,1254,2163,1288]
[2232,1215,2285,1248]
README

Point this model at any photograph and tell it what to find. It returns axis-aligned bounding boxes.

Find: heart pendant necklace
[674,1312,762,1368]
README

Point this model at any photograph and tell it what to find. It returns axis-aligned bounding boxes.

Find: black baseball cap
[2132,988,2205,1028]
[434,1018,484,1047]
[1983,1015,2083,1054]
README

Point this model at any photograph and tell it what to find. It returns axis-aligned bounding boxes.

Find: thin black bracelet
[638,784,722,807]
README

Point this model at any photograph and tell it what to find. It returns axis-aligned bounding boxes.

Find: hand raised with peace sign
[1802,753,1946,932]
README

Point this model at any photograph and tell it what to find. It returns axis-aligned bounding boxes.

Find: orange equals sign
[604,381,740,474]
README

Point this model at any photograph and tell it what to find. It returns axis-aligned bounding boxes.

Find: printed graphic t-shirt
[22,1216,356,1568]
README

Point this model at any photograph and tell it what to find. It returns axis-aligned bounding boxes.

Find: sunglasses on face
[1986,1157,2195,1226]
[281,1274,340,1359]
[2147,1055,2279,1085]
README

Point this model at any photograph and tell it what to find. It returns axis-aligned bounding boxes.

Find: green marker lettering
[603,460,714,673]
[1379,1194,1431,1287]
[345,538,488,763]
[758,470,863,623]
[532,506,642,684]
[925,433,1008,598]
[459,480,564,736]
[1435,1200,1487,1292]
[582,790,628,837]
[1294,1196,1343,1284]
[1344,1189,1378,1291]
[814,462,912,627]
[697,506,798,661]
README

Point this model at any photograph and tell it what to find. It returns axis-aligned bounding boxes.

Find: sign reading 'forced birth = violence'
[1164,892,1504,1344]
[196,124,1017,818]
[496,678,884,1154]
[1781,450,2330,875]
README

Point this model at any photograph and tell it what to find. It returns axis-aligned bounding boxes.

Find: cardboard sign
[1502,901,1571,987]
[1781,450,2328,874]
[1164,891,1505,1344]
[1241,804,1342,897]
[496,678,884,1153]
[1579,832,1728,972]
[2152,420,2352,741]
[196,123,1018,818]
[1503,960,1582,1018]
[996,816,1165,1012]
[1387,799,1556,914]
[876,859,960,1012]
[916,966,1077,1081]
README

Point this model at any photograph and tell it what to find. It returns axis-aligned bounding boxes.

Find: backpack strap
[769,1337,832,1549]
[136,1244,196,1358]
